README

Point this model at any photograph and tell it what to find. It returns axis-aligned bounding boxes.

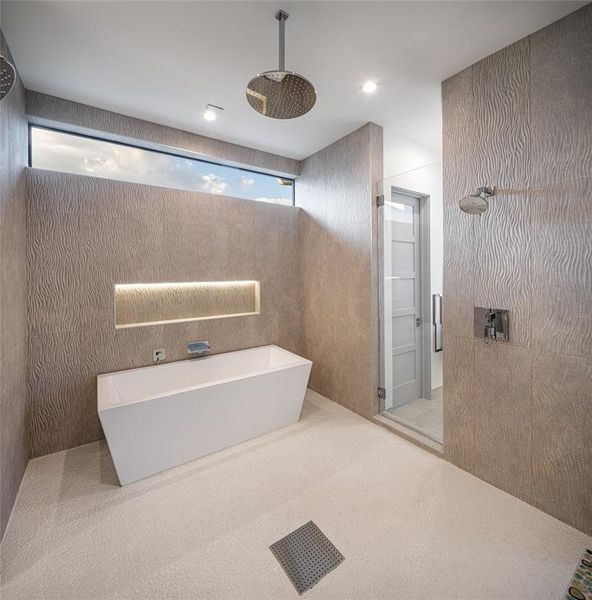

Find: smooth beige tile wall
[442,5,592,534]
[27,170,301,457]
[0,31,28,540]
[297,123,383,418]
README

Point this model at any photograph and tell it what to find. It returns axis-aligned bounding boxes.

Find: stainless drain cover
[270,521,344,595]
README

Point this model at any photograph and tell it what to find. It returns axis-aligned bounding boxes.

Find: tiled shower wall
[297,123,383,418]
[26,91,300,178]
[0,32,28,539]
[27,170,301,457]
[24,111,382,464]
[442,4,591,534]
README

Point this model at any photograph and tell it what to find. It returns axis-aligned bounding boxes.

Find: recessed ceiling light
[203,104,224,121]
[362,81,378,94]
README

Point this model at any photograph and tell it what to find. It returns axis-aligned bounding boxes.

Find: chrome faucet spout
[187,340,210,357]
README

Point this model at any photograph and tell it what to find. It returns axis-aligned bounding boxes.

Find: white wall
[383,135,440,180]
[383,132,443,390]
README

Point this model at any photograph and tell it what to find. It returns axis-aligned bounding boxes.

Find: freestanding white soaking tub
[98,345,312,485]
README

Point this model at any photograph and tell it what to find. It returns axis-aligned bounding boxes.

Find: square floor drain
[270,521,345,595]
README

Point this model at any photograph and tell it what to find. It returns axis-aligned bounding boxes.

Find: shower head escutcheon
[0,55,16,101]
[459,186,496,214]
[246,9,317,119]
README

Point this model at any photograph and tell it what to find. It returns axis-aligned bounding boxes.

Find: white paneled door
[386,192,422,408]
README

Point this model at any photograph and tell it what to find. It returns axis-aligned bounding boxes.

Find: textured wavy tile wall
[27,171,301,457]
[297,123,383,418]
[0,32,28,540]
[26,91,300,178]
[442,4,592,534]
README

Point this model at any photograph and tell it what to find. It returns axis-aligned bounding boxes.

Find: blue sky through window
[30,127,294,206]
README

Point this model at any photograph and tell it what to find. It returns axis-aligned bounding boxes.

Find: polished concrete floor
[386,388,443,442]
[1,390,589,600]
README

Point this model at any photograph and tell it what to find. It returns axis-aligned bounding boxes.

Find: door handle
[432,294,443,352]
[416,317,422,327]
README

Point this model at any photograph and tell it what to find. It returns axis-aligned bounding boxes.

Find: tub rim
[97,344,312,411]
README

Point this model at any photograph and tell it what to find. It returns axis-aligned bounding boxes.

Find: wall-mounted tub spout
[187,340,210,357]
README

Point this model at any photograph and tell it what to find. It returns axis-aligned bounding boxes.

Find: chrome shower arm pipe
[476,186,495,198]
[276,9,289,71]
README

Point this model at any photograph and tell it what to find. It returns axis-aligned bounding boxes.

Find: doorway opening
[378,166,443,444]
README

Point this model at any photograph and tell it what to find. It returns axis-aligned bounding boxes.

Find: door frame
[378,185,432,411]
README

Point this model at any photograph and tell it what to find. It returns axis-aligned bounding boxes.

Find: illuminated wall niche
[114,281,260,329]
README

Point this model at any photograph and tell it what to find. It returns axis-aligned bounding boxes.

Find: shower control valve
[474,307,509,342]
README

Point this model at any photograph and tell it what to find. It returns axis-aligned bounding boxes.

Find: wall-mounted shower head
[459,186,495,214]
[0,55,16,101]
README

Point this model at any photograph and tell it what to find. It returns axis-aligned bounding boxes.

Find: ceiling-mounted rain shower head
[246,9,316,119]
[0,55,16,101]
[459,186,496,214]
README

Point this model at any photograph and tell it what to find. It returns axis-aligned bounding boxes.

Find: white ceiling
[1,1,586,160]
